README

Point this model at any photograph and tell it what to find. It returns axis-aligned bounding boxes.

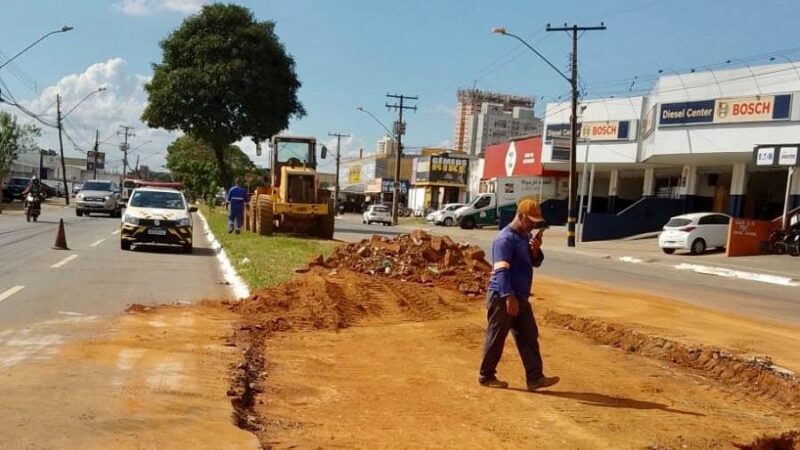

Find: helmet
[31,175,38,182]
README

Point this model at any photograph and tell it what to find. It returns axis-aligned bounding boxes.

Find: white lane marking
[0,286,25,303]
[112,229,120,235]
[147,360,185,391]
[674,263,800,287]
[617,256,645,264]
[0,332,63,368]
[57,311,84,316]
[51,254,78,269]
[196,210,250,299]
[90,238,106,247]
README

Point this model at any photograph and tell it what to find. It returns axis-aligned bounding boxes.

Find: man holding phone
[478,198,560,391]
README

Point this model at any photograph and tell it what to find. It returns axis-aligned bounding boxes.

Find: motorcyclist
[22,176,43,204]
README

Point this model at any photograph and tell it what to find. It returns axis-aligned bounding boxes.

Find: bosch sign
[545,121,632,142]
[659,94,792,127]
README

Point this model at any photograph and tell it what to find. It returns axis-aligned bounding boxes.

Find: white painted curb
[674,263,800,287]
[196,210,251,299]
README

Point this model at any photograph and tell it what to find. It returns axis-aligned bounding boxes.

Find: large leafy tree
[0,112,40,208]
[165,134,261,201]
[142,3,304,188]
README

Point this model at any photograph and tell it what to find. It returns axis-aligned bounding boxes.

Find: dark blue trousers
[479,291,544,384]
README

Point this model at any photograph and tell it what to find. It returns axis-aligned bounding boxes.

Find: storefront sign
[366,178,409,194]
[414,155,469,185]
[726,218,774,257]
[659,94,792,127]
[753,144,800,167]
[551,138,571,162]
[546,121,632,142]
[641,105,657,139]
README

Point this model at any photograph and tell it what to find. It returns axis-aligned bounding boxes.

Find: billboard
[414,155,469,186]
[365,178,409,194]
[545,121,633,142]
[659,94,792,127]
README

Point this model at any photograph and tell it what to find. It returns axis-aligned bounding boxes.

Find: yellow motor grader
[245,135,334,239]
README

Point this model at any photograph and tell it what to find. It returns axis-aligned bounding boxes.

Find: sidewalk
[382,215,800,285]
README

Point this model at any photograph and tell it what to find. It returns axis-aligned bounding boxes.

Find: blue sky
[1,0,798,173]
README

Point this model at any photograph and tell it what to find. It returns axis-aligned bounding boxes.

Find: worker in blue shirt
[226,178,248,234]
[479,198,560,391]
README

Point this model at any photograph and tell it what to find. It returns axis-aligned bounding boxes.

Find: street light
[63,86,106,119]
[56,86,106,205]
[0,26,74,71]
[356,106,395,137]
[493,25,603,247]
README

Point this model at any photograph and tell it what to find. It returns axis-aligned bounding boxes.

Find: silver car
[362,204,392,226]
[76,180,121,217]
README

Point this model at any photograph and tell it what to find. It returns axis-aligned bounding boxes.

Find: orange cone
[53,218,69,250]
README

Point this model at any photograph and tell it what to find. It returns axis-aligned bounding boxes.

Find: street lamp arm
[63,87,106,119]
[356,106,394,137]
[496,30,571,84]
[0,26,74,71]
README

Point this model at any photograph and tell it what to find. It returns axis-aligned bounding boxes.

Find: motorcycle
[24,193,43,223]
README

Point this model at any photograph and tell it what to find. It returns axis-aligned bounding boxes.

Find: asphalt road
[0,206,229,328]
[334,215,800,326]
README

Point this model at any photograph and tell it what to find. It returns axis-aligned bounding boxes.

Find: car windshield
[665,218,692,227]
[82,181,112,191]
[130,191,185,210]
[10,178,28,186]
[447,204,462,211]
[373,206,389,213]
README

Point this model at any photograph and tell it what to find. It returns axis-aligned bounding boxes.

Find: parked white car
[363,204,392,226]
[429,203,468,226]
[658,212,731,255]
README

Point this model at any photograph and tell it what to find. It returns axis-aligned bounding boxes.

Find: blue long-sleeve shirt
[227,186,248,214]
[487,226,544,303]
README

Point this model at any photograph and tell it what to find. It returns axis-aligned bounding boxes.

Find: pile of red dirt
[306,230,491,295]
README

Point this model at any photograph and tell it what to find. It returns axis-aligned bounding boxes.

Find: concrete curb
[196,210,251,300]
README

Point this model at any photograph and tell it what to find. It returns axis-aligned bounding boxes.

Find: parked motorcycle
[24,193,43,222]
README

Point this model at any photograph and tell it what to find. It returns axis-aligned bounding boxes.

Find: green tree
[142,3,304,188]
[0,112,41,208]
[165,134,260,202]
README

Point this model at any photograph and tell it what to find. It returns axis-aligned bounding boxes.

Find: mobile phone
[531,221,549,230]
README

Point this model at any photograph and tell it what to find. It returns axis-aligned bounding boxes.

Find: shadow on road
[514,389,705,417]
[132,244,216,257]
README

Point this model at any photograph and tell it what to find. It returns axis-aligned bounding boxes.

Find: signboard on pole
[86,151,105,170]
[753,144,800,167]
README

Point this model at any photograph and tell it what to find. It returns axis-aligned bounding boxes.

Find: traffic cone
[53,218,69,250]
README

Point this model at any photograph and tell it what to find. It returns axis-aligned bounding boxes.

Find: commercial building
[338,148,414,208]
[463,102,542,156]
[538,60,800,241]
[409,151,472,211]
[453,89,533,154]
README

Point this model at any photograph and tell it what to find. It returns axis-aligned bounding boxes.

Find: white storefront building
[540,61,800,240]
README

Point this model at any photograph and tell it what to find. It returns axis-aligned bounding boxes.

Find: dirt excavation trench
[228,232,800,449]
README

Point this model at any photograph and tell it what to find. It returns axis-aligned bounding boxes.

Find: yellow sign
[347,164,361,184]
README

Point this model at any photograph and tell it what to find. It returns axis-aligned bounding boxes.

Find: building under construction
[453,89,534,153]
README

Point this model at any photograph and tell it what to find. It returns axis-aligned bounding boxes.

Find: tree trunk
[212,143,230,189]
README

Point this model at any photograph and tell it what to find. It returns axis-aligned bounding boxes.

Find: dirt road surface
[237,270,799,450]
[0,303,258,449]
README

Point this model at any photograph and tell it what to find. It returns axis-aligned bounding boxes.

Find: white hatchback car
[363,204,392,226]
[658,212,731,255]
[431,203,468,226]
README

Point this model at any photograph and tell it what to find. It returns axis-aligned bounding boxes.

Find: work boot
[527,375,560,391]
[479,377,509,389]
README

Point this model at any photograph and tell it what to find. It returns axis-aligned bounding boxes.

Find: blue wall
[582,198,688,241]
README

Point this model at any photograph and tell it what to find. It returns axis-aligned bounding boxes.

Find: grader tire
[256,196,273,236]
[317,208,335,240]
[247,198,258,232]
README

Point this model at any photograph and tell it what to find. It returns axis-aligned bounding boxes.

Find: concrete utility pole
[118,125,135,183]
[328,132,350,215]
[546,23,606,247]
[385,93,417,225]
[56,94,69,206]
[92,129,99,180]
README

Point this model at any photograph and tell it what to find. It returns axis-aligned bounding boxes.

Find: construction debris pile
[308,230,492,295]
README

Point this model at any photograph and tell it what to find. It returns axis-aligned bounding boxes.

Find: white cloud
[433,104,457,119]
[115,0,206,16]
[4,58,177,171]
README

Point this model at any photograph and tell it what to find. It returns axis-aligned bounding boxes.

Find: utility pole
[385,93,417,225]
[546,23,605,247]
[328,132,350,215]
[118,125,135,183]
[56,94,69,206]
[92,129,99,180]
